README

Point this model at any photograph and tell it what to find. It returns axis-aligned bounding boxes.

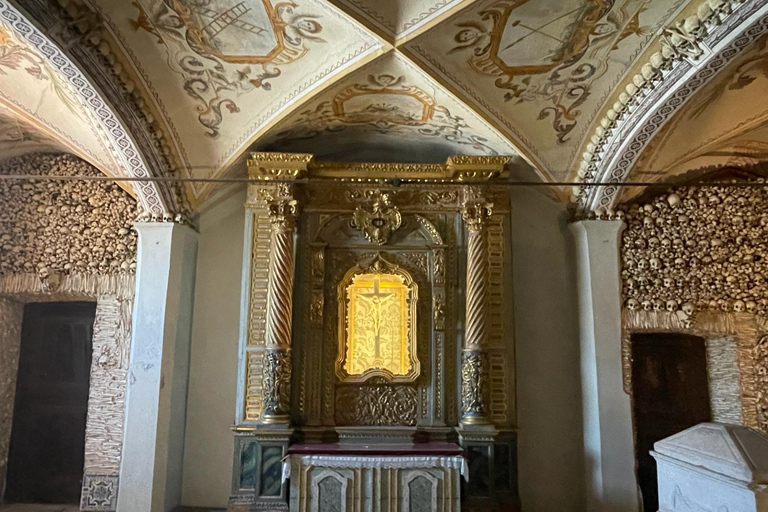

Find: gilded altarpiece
[231,155,519,511]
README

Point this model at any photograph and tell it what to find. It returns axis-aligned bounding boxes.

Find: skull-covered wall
[621,183,768,319]
[619,180,768,430]
[0,152,138,509]
[0,153,137,278]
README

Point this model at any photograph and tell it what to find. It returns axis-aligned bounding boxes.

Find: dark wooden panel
[631,333,711,512]
[5,302,96,504]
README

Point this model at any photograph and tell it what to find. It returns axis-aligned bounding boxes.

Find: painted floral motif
[129,0,325,138]
[450,0,649,144]
[270,74,500,154]
[0,26,84,118]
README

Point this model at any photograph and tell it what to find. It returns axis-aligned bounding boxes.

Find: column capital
[461,187,494,231]
[268,198,298,230]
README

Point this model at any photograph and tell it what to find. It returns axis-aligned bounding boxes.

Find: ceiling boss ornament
[351,190,402,245]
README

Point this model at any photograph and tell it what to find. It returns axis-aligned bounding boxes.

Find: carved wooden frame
[336,254,420,383]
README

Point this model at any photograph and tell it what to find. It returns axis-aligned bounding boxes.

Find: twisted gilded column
[261,195,298,425]
[460,190,493,426]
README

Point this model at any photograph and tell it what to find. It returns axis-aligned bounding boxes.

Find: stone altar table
[283,443,466,512]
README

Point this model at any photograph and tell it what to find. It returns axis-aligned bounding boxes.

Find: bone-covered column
[261,193,298,425]
[460,189,493,426]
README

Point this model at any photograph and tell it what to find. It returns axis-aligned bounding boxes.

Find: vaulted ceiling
[2,0,767,211]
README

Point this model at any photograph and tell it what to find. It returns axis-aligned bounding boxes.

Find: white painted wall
[181,184,246,507]
[511,189,585,512]
[179,185,586,510]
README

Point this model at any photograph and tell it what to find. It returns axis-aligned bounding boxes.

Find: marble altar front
[284,443,465,512]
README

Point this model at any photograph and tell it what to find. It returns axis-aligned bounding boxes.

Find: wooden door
[631,333,711,512]
[5,302,96,504]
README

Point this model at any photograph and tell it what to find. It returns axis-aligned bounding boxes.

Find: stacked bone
[0,153,137,275]
[621,181,768,320]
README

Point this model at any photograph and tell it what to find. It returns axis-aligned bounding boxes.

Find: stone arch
[0,1,175,218]
[573,0,768,213]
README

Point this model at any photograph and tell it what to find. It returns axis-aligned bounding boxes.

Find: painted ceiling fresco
[402,0,693,181]
[3,0,765,209]
[259,52,518,160]
[630,33,768,191]
[90,0,382,200]
[0,17,121,175]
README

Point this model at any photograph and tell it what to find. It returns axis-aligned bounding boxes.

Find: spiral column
[261,196,298,425]
[460,190,493,426]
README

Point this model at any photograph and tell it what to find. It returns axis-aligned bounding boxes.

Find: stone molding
[573,0,768,212]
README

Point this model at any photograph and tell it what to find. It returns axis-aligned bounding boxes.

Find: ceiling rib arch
[574,0,768,214]
[5,0,767,211]
[0,0,176,218]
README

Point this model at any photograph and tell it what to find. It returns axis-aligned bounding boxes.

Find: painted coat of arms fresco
[130,0,324,137]
[451,0,655,144]
[269,74,500,155]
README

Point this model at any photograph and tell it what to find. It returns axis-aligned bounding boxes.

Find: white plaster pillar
[117,223,198,512]
[570,220,639,512]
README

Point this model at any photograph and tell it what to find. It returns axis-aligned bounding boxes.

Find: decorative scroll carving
[312,248,325,283]
[461,350,490,425]
[433,249,445,285]
[310,293,324,327]
[351,191,402,245]
[404,252,429,277]
[434,294,445,331]
[414,215,443,244]
[336,255,419,383]
[335,384,418,426]
[262,349,292,423]
[304,185,511,212]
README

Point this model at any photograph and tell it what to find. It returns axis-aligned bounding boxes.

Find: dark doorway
[5,302,96,504]
[631,333,712,512]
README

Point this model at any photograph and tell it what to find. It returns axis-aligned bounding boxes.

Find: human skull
[643,216,654,228]
[661,238,671,249]
[667,193,682,207]
[653,299,664,311]
[746,301,757,313]
[663,277,674,288]
[733,300,745,313]
[650,258,661,270]
[641,300,652,311]
[666,300,678,312]
[648,237,660,248]
[674,258,686,268]
[627,278,636,290]
[682,302,694,316]
[626,298,640,311]
[638,259,648,270]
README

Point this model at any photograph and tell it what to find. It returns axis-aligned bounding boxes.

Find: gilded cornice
[248,152,511,182]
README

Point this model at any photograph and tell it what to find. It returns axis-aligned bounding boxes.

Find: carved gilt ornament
[351,190,402,245]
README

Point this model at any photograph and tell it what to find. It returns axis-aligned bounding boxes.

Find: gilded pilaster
[261,192,298,425]
[460,188,493,426]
